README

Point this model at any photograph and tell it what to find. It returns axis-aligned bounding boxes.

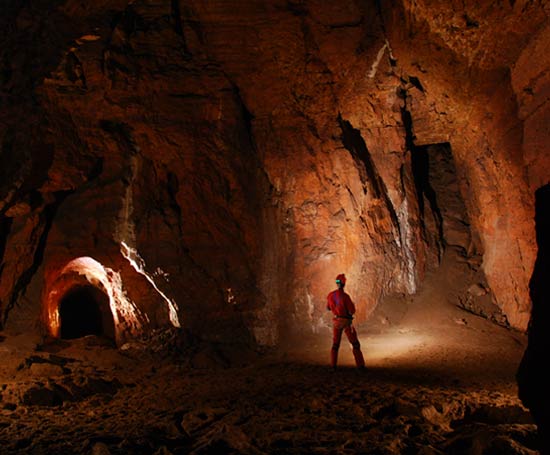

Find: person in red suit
[327,274,365,370]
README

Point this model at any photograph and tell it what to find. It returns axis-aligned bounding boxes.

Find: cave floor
[0,314,536,455]
[0,253,539,454]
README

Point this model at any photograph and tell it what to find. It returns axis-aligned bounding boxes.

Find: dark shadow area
[410,143,473,263]
[271,361,507,389]
[0,216,12,271]
[411,145,443,237]
[518,183,550,454]
[4,190,73,326]
[339,115,382,198]
[338,115,400,231]
[59,285,115,340]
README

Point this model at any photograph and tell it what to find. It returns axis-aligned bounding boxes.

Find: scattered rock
[489,435,538,455]
[21,385,63,407]
[119,342,147,354]
[464,404,533,425]
[28,362,65,377]
[181,408,230,435]
[90,442,111,455]
[153,447,174,455]
[4,372,122,408]
[191,424,260,455]
[444,424,538,455]
[58,375,122,401]
[3,402,17,411]
[457,292,509,328]
[468,284,487,297]
[191,346,230,370]
[17,354,76,373]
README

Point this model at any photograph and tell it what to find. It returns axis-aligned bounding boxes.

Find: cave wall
[0,0,547,344]
[0,0,269,344]
[382,0,547,329]
[512,21,550,193]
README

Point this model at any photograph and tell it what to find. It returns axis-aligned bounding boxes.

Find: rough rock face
[0,0,548,348]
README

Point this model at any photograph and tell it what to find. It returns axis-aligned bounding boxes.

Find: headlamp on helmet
[335,274,346,285]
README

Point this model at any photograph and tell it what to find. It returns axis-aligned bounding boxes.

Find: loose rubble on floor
[0,316,537,455]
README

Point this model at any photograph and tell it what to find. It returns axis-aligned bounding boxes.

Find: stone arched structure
[42,256,148,345]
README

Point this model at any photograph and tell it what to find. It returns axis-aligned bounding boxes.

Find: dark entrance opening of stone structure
[411,143,472,262]
[59,285,115,340]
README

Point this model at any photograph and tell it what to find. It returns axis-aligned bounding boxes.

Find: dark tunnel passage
[59,285,115,340]
[411,143,472,261]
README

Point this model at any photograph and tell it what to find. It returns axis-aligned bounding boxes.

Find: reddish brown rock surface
[0,1,549,451]
[0,0,548,346]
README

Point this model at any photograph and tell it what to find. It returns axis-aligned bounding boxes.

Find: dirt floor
[0,251,540,454]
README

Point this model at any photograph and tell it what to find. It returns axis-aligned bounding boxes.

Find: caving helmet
[335,274,346,286]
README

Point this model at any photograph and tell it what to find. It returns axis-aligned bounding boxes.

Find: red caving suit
[327,288,365,368]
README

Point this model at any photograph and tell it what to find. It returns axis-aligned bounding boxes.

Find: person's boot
[331,348,338,370]
[353,347,365,369]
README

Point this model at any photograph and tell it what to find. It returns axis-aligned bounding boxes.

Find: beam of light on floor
[290,327,434,369]
[362,329,433,363]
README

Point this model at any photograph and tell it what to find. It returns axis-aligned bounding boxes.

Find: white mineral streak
[115,154,139,247]
[114,151,180,328]
[397,199,418,294]
[367,39,396,79]
[368,43,388,79]
[385,39,396,62]
[120,241,181,328]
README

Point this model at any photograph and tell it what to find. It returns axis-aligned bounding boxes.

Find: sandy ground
[0,252,539,454]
